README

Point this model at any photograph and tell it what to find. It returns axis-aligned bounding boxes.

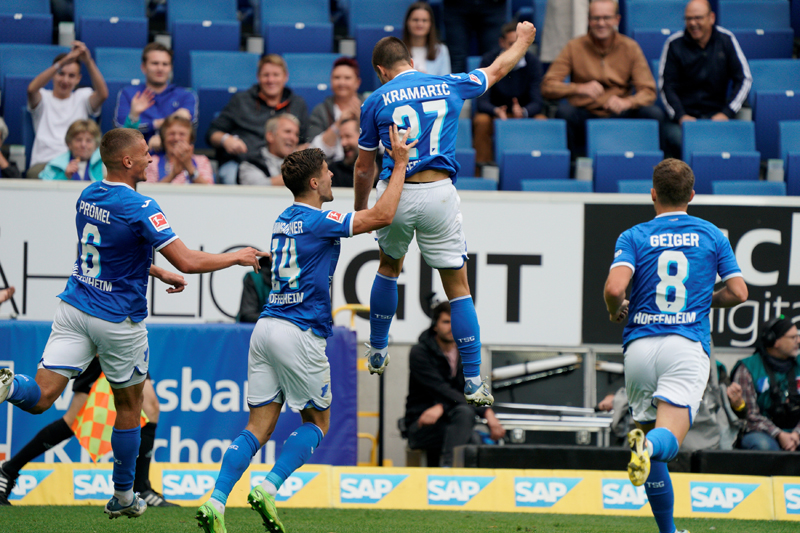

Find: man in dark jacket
[207,55,309,185]
[404,301,505,467]
[659,0,752,158]
[473,21,544,172]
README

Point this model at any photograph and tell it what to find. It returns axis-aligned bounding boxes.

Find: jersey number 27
[392,99,447,160]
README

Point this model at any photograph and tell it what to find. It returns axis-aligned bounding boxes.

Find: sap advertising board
[0,183,584,346]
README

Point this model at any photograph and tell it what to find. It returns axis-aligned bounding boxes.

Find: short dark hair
[100,128,144,170]
[282,148,325,196]
[500,21,517,39]
[142,42,173,64]
[652,158,694,206]
[52,52,78,68]
[333,56,360,78]
[372,37,411,74]
[430,301,451,329]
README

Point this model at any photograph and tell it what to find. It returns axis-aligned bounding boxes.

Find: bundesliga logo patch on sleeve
[326,211,344,223]
[469,73,481,84]
[149,213,171,232]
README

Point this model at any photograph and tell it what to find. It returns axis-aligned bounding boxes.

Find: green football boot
[248,485,286,533]
[195,502,227,533]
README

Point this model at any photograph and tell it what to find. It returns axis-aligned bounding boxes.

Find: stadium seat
[0,0,50,13]
[779,120,800,195]
[624,0,684,37]
[283,53,340,111]
[349,0,410,91]
[586,119,663,192]
[95,47,142,81]
[682,120,760,193]
[454,177,498,191]
[190,51,260,149]
[0,14,52,44]
[712,180,786,195]
[754,90,800,160]
[74,0,147,53]
[730,28,793,60]
[494,119,571,191]
[632,28,676,63]
[455,118,475,176]
[521,179,593,193]
[617,180,653,193]
[748,59,800,107]
[717,1,793,59]
[102,79,140,133]
[257,0,333,55]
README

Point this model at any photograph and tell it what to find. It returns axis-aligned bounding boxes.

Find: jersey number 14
[271,237,301,291]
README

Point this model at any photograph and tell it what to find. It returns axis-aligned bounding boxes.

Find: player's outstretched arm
[352,125,418,235]
[159,239,269,274]
[149,264,187,293]
[711,276,748,308]
[354,148,378,212]
[481,22,537,89]
[604,265,632,323]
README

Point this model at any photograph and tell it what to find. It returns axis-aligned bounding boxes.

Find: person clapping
[145,114,213,184]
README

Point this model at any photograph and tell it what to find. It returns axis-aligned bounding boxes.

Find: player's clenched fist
[516,21,536,45]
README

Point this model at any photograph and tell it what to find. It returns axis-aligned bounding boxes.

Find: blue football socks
[263,423,324,492]
[111,427,141,494]
[7,374,41,412]
[449,296,481,378]
[211,430,260,506]
[645,460,676,533]
[648,427,679,462]
[369,273,398,351]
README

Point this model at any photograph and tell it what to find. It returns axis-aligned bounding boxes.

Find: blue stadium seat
[95,47,142,81]
[712,180,786,195]
[730,28,793,60]
[494,119,571,191]
[779,120,800,195]
[0,13,51,44]
[624,0,684,36]
[283,53,339,110]
[586,119,663,192]
[682,120,761,193]
[632,28,676,62]
[748,59,800,107]
[102,79,139,133]
[533,0,547,44]
[190,51,260,149]
[455,118,475,177]
[349,0,410,91]
[258,0,333,55]
[0,0,50,13]
[454,177,498,191]
[355,26,403,91]
[521,179,593,193]
[717,1,793,59]
[618,180,653,193]
[167,0,238,31]
[754,90,800,160]
[74,0,148,53]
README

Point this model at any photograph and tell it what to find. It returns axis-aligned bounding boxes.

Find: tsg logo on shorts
[251,472,318,502]
[162,470,219,500]
[9,470,53,500]
[340,474,407,504]
[515,477,581,508]
[690,482,759,513]
[602,479,649,510]
[73,470,114,500]
[427,475,494,506]
[785,484,800,514]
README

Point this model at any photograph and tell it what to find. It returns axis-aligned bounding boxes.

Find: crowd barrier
[7,463,800,521]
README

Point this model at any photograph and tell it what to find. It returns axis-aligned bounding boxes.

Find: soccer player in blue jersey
[354,21,537,407]
[604,159,748,533]
[0,128,264,519]
[195,126,417,533]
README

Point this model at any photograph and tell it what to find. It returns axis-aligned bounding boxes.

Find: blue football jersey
[611,212,742,355]
[59,180,178,323]
[358,69,488,183]
[260,203,354,338]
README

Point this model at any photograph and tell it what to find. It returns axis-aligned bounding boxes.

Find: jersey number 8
[655,250,688,313]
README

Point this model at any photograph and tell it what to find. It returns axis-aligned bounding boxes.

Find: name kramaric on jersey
[632,311,697,325]
[70,264,113,292]
[381,83,452,106]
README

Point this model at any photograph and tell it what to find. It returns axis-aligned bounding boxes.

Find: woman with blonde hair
[146,114,213,184]
[402,2,451,76]
[39,119,103,181]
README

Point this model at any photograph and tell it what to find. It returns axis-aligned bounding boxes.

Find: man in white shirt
[237,115,300,186]
[27,41,108,178]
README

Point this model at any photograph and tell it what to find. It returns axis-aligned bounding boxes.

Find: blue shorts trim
[38,360,84,373]
[302,399,331,412]
[653,394,694,427]
[248,391,283,408]
[377,244,402,261]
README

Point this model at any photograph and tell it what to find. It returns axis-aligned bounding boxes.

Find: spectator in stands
[403,301,505,467]
[115,43,198,152]
[329,117,361,188]
[39,119,103,181]
[403,2,451,76]
[145,114,213,184]
[541,0,662,155]
[27,41,107,179]
[308,58,363,163]
[208,55,310,185]
[0,118,20,179]
[237,256,273,323]
[237,115,300,186]
[659,0,752,159]
[474,22,545,172]
[732,316,800,452]
[443,0,507,74]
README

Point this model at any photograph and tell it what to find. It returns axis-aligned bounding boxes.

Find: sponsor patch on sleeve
[469,73,481,84]
[326,211,344,223]
[149,213,171,232]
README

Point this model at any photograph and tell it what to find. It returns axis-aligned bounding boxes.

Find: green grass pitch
[1,507,797,533]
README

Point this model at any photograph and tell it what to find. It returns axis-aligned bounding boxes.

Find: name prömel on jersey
[632,311,696,325]
[381,83,451,106]
[79,201,111,224]
[269,292,304,305]
[274,221,304,235]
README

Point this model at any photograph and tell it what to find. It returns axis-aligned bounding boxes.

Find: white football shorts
[247,317,332,411]
[40,300,149,389]
[624,334,710,425]
[375,178,467,269]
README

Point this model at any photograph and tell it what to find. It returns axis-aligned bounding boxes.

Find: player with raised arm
[354,21,537,407]
[0,128,264,520]
[603,159,748,533]
[195,126,417,533]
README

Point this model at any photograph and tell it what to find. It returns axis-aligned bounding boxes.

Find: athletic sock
[3,418,74,479]
[134,422,157,493]
[111,427,141,495]
[263,423,323,491]
[449,296,481,378]
[114,489,134,507]
[645,461,676,533]
[369,273,398,352]
[7,375,41,412]
[647,427,679,462]
[210,430,260,506]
